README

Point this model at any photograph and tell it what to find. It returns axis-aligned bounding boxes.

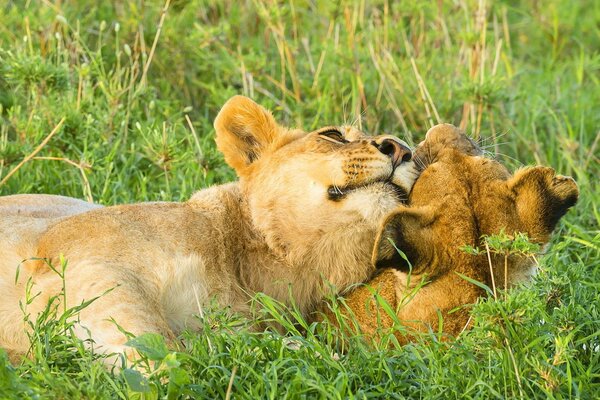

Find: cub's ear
[214,96,280,176]
[509,166,579,241]
[372,206,436,273]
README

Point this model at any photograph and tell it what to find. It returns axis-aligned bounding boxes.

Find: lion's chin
[327,161,419,203]
[334,182,407,222]
[391,161,420,194]
[327,181,409,203]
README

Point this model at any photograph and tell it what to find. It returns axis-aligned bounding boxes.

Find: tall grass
[0,0,599,398]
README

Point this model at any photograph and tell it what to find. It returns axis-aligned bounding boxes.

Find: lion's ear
[214,96,280,176]
[508,166,579,241]
[372,206,436,273]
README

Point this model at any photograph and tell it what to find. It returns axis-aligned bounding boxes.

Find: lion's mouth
[327,180,409,202]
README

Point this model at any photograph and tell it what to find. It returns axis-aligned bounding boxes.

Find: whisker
[427,145,434,166]
[345,106,369,131]
[477,130,511,149]
[413,156,427,171]
[342,101,349,127]
[480,141,512,150]
[330,172,343,194]
[493,152,525,167]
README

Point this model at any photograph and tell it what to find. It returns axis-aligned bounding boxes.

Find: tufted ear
[214,96,281,176]
[372,206,436,273]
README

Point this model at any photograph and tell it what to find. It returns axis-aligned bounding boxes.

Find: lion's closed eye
[318,128,348,144]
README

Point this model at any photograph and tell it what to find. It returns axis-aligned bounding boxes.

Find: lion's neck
[194,183,378,317]
[236,203,377,316]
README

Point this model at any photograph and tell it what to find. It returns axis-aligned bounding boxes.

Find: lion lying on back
[324,124,579,342]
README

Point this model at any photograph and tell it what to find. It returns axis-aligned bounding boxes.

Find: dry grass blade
[32,156,94,203]
[184,114,204,163]
[225,365,238,400]
[0,117,65,187]
[583,131,600,170]
[410,57,441,128]
[140,0,171,87]
[484,242,497,300]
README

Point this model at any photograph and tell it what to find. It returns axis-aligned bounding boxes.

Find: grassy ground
[1,0,599,398]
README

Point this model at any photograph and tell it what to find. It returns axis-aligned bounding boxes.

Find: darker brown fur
[323,124,579,343]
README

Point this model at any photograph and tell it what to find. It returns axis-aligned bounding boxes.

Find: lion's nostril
[378,141,396,158]
[377,139,412,166]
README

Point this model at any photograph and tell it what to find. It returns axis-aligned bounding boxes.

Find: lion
[0,96,418,363]
[322,124,579,343]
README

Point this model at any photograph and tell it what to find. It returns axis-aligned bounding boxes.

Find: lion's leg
[508,166,579,241]
[334,269,483,345]
[29,265,175,367]
[318,269,399,340]
[79,296,175,366]
[0,246,40,362]
[392,271,483,343]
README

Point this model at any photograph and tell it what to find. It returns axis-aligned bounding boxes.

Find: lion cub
[327,124,579,343]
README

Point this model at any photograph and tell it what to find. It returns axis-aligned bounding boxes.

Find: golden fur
[323,124,579,343]
[0,96,418,363]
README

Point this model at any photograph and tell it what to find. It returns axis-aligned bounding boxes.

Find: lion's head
[375,124,579,286]
[214,96,418,258]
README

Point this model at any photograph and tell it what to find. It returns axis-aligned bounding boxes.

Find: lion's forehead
[293,133,374,156]
[342,126,366,141]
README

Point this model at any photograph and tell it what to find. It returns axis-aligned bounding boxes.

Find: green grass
[1,0,599,398]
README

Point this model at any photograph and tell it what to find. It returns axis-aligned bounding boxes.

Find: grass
[0,0,599,398]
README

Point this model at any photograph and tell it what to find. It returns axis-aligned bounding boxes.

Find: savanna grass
[0,0,599,398]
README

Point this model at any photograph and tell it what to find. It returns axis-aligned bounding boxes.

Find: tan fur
[323,124,579,343]
[0,96,418,363]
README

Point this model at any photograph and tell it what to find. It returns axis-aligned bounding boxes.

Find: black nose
[376,138,412,166]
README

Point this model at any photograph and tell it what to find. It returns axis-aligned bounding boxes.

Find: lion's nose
[376,138,412,167]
